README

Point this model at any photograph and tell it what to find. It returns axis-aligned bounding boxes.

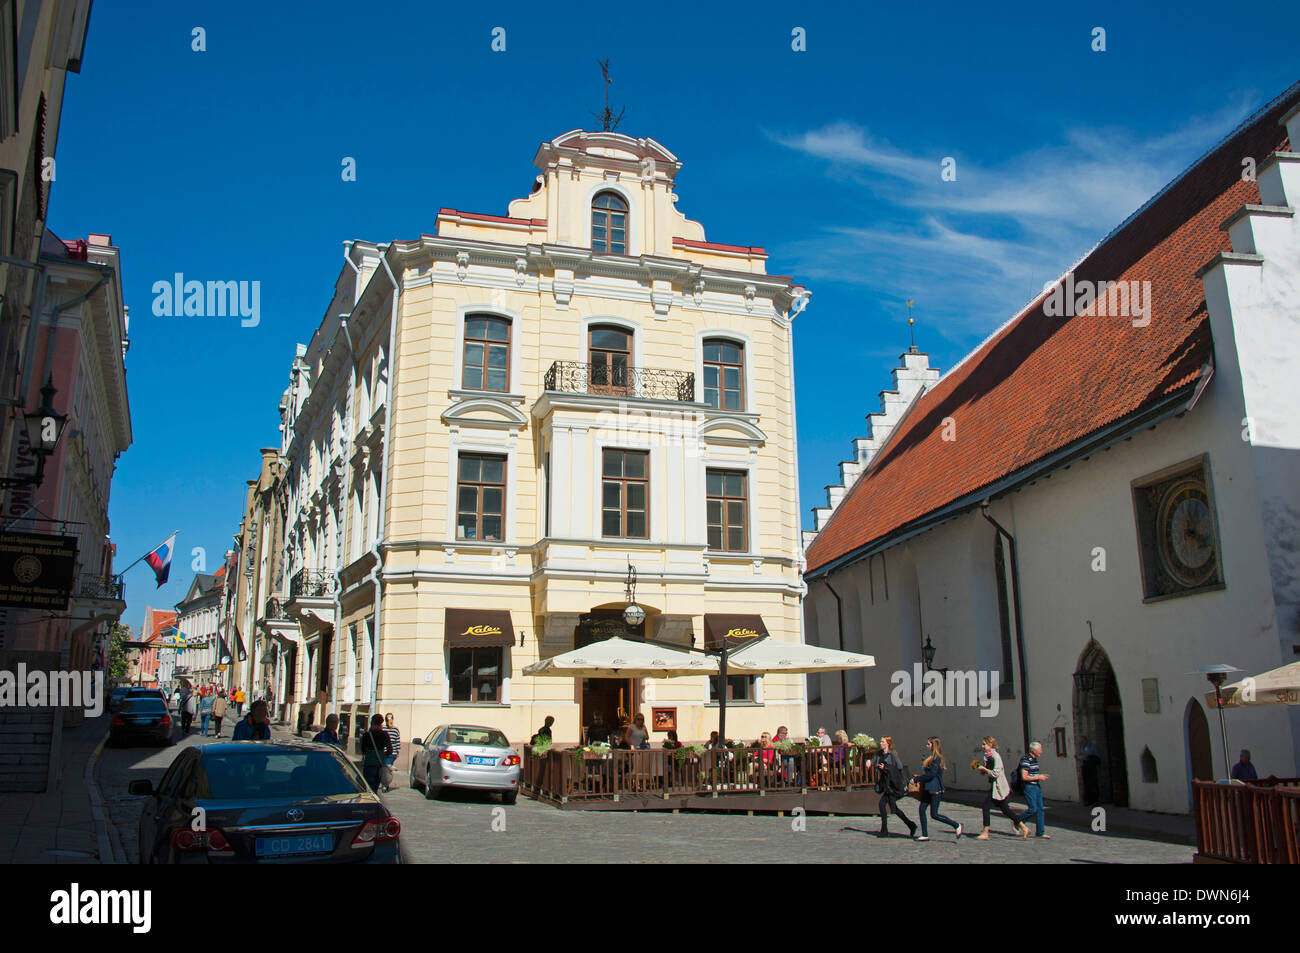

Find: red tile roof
[673,237,768,257]
[805,84,1298,575]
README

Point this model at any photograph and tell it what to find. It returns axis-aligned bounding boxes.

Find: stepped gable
[805,83,1299,573]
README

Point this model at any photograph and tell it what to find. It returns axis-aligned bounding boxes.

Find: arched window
[702,339,744,410]
[588,324,631,395]
[591,191,627,255]
[462,315,511,392]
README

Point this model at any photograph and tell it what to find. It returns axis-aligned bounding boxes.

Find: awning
[445,608,515,648]
[727,639,875,675]
[1207,661,1300,709]
[521,637,714,679]
[233,625,247,662]
[703,614,769,650]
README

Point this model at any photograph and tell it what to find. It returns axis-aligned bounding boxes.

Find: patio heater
[1194,664,1242,780]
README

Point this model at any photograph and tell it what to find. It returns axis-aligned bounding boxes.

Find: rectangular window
[709,675,756,702]
[703,340,744,410]
[462,316,511,392]
[456,454,506,542]
[706,469,748,552]
[449,647,502,703]
[601,449,648,539]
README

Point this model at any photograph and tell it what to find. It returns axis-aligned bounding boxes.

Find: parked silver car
[409,724,520,804]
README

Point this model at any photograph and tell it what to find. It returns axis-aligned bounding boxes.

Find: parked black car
[109,686,131,711]
[131,741,401,864]
[110,698,174,747]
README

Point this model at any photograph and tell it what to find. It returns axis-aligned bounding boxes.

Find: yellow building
[280,130,811,757]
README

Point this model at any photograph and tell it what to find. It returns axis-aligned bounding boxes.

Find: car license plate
[255,834,332,856]
[467,756,495,765]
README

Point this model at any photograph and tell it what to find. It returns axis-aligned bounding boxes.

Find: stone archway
[1072,641,1130,807]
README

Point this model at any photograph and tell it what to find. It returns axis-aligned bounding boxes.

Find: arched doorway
[1072,641,1129,807]
[1185,698,1213,808]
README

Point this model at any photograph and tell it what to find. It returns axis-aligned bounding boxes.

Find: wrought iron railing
[289,569,335,600]
[264,595,293,620]
[543,361,695,402]
[75,573,124,601]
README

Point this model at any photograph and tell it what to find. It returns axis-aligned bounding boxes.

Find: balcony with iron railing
[289,568,335,601]
[543,361,695,403]
[73,573,125,603]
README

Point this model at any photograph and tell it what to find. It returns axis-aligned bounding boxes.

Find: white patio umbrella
[1206,661,1300,709]
[521,637,716,679]
[726,640,875,674]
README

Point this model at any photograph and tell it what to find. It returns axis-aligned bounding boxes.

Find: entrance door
[589,326,631,396]
[1072,640,1130,807]
[1187,699,1213,783]
[575,610,644,742]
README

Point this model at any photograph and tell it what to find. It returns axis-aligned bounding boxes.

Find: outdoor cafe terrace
[521,742,880,813]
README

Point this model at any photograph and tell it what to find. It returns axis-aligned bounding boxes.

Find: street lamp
[622,563,645,628]
[0,378,67,488]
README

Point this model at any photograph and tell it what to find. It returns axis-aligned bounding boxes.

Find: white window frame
[585,183,636,256]
[695,329,754,413]
[451,305,523,396]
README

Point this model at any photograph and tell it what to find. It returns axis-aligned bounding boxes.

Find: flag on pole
[144,533,177,588]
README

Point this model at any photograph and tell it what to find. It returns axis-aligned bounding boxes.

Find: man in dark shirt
[232,700,271,741]
[313,714,342,746]
[1230,749,1259,782]
[1016,741,1050,838]
[361,714,393,791]
[586,710,609,744]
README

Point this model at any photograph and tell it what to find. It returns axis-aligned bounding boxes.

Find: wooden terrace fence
[522,745,877,804]
[1193,778,1300,863]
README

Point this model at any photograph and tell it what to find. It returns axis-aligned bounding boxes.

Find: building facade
[0,232,129,701]
[802,88,1300,815]
[266,130,811,758]
[173,568,226,691]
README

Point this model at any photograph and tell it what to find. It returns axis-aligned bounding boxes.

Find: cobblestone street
[379,775,1194,864]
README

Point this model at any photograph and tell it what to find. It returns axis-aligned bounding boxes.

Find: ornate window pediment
[699,415,765,447]
[441,396,528,431]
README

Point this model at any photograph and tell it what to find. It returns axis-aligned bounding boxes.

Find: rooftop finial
[906,299,918,352]
[591,58,626,132]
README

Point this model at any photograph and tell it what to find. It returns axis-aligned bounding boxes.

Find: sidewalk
[0,710,113,864]
[941,789,1196,845]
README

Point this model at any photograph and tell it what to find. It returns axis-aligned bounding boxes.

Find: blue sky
[47,1,1300,631]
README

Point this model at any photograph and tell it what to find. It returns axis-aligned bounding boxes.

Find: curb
[85,730,124,865]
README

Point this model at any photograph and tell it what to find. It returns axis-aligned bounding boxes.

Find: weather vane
[906,299,917,351]
[591,58,626,132]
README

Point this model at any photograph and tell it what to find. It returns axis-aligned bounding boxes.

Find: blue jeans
[363,762,382,790]
[1018,785,1045,835]
[199,713,211,735]
[917,791,960,836]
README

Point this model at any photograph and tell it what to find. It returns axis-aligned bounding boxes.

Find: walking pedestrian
[974,736,1020,839]
[233,687,245,716]
[382,713,400,790]
[361,714,393,791]
[199,692,214,736]
[313,714,342,746]
[1016,741,1050,838]
[873,735,917,838]
[911,736,962,841]
[232,700,272,741]
[211,692,228,737]
[182,692,197,733]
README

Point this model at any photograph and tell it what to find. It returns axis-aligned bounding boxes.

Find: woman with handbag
[873,736,917,838]
[974,735,1021,839]
[361,714,394,792]
[911,736,962,841]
